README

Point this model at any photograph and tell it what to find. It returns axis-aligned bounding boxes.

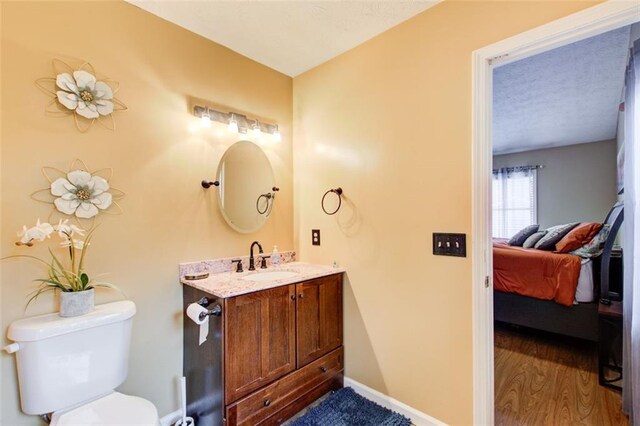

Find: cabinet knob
[299,294,304,299]
[264,399,271,407]
[320,366,327,373]
[290,294,296,300]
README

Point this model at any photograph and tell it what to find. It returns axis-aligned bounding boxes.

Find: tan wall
[0,2,292,424]
[292,1,600,424]
[494,140,618,229]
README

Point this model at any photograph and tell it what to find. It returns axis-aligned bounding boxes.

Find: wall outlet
[312,229,321,246]
[433,233,466,257]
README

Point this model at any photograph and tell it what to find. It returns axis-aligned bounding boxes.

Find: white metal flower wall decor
[36,59,127,133]
[31,159,125,223]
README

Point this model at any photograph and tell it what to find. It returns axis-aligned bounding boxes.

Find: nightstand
[598,300,623,391]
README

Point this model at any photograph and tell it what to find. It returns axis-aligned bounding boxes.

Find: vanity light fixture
[193,105,280,139]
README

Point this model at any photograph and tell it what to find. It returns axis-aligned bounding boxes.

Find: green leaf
[81,273,89,287]
[78,225,99,274]
[48,248,73,285]
[26,287,56,309]
[93,282,125,297]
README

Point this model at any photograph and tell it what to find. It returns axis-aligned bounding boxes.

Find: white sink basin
[240,270,299,282]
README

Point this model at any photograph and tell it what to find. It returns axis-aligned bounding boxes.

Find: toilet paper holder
[196,297,222,320]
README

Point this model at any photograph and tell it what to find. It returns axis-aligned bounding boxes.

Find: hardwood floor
[495,324,627,426]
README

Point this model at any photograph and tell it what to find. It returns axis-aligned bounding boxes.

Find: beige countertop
[181,261,345,298]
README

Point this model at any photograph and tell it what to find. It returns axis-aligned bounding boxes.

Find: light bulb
[228,114,238,133]
[252,120,262,137]
[201,109,211,128]
[273,125,282,142]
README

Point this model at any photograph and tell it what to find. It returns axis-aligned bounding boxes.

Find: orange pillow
[555,222,603,253]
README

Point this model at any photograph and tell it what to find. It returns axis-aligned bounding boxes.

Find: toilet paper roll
[186,303,209,345]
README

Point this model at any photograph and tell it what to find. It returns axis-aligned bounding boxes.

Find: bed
[493,202,624,342]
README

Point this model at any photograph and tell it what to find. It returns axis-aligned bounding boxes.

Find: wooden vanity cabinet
[223,273,343,425]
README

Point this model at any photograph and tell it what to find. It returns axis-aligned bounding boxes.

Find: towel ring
[322,188,343,215]
[256,187,280,215]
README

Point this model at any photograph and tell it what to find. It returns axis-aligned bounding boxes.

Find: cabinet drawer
[226,347,343,426]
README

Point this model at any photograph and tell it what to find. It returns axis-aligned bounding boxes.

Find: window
[492,167,538,238]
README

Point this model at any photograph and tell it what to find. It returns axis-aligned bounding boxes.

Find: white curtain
[492,167,538,238]
[623,39,640,423]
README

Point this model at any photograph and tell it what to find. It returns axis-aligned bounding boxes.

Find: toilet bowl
[50,392,159,426]
[5,301,160,425]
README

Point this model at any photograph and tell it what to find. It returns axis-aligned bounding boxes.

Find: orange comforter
[493,241,582,307]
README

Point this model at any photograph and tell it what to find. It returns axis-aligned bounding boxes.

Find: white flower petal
[61,192,77,201]
[56,73,79,94]
[91,192,112,210]
[51,178,73,196]
[54,197,80,215]
[37,222,54,235]
[94,81,113,100]
[75,202,98,218]
[26,228,47,242]
[90,176,110,195]
[56,91,79,111]
[54,219,70,237]
[96,100,114,116]
[67,170,91,187]
[76,105,99,119]
[70,225,85,236]
[73,70,96,91]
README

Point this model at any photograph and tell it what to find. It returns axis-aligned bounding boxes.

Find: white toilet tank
[6,301,136,415]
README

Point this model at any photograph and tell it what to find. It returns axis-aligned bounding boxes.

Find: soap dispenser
[271,245,281,266]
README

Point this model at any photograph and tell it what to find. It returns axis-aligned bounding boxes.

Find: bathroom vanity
[181,262,344,426]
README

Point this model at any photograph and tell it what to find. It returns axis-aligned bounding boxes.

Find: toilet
[4,300,159,425]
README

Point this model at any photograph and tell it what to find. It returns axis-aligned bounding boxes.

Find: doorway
[471,2,640,424]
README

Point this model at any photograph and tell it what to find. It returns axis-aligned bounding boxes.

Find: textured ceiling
[493,26,631,155]
[127,0,440,77]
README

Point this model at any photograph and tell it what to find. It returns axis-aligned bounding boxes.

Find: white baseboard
[344,377,448,426]
[159,409,181,426]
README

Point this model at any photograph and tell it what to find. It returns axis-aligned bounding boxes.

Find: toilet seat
[50,392,159,426]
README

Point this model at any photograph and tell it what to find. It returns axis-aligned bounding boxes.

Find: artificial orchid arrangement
[5,219,117,306]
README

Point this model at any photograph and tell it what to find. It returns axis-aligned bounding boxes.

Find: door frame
[471,1,640,424]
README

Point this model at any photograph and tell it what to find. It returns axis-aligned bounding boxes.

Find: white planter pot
[59,288,94,317]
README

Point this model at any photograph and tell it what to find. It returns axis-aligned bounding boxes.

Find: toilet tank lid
[7,301,136,342]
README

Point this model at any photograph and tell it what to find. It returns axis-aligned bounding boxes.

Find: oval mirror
[216,141,277,233]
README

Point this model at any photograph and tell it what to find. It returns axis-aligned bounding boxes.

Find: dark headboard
[600,201,624,301]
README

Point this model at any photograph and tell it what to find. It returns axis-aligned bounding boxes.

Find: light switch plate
[433,233,466,257]
[312,229,321,246]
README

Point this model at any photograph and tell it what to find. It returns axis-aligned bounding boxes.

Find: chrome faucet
[249,241,263,271]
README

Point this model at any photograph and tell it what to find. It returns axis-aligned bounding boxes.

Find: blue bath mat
[290,387,411,426]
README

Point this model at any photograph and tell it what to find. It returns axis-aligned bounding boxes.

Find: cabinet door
[296,274,343,367]
[224,285,296,404]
